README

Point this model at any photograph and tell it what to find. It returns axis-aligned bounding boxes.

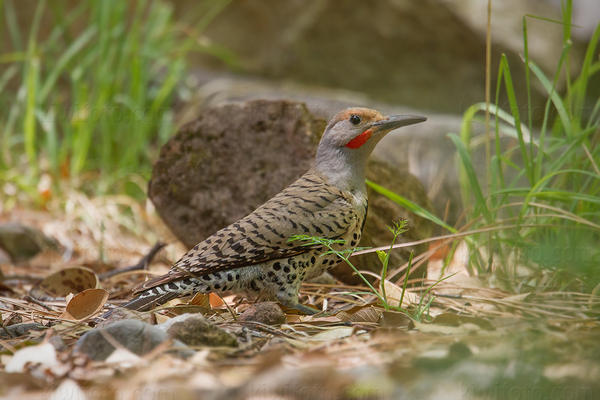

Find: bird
[120,108,426,315]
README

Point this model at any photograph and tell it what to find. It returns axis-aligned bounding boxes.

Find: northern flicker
[122,108,425,314]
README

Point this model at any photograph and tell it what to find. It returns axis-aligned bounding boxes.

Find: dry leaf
[62,288,109,320]
[337,306,382,323]
[50,379,86,400]
[428,240,451,260]
[413,320,481,334]
[310,326,354,341]
[189,293,211,308]
[209,293,224,308]
[30,266,99,299]
[5,342,60,373]
[383,280,419,307]
[432,313,495,331]
[380,311,413,328]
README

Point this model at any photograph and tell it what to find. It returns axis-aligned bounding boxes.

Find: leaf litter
[0,194,599,399]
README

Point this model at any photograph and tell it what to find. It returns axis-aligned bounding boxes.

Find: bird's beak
[370,115,427,133]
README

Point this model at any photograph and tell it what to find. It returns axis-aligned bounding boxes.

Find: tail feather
[97,278,202,322]
[121,290,181,312]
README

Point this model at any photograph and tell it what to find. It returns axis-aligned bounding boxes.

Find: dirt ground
[1,198,598,400]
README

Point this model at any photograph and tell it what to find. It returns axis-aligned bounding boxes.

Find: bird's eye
[349,114,361,125]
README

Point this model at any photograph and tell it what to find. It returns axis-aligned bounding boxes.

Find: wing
[137,171,360,291]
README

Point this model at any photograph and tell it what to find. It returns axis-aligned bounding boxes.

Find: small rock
[48,335,67,352]
[74,319,191,361]
[238,302,286,325]
[161,313,238,347]
[0,222,58,263]
[94,307,151,328]
[0,322,46,339]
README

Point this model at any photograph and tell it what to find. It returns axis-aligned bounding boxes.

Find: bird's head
[315,108,426,190]
[319,107,426,153]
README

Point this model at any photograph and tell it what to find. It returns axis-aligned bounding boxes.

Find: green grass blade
[39,26,96,102]
[366,179,456,233]
[448,133,492,223]
[573,23,600,121]
[3,0,23,51]
[498,54,533,185]
[527,58,572,138]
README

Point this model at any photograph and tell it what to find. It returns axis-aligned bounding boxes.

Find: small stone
[74,319,191,361]
[0,223,58,263]
[238,302,286,325]
[161,313,237,347]
[94,307,151,328]
[48,336,67,352]
[0,322,46,339]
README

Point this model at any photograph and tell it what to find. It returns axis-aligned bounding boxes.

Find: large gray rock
[180,73,467,226]
[149,100,323,246]
[174,0,569,115]
[149,99,433,282]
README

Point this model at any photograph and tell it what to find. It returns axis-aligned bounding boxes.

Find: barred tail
[121,289,181,312]
[98,278,202,321]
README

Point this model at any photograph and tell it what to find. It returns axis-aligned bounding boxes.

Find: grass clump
[290,225,454,322]
[0,0,222,203]
[368,1,599,292]
[452,1,600,290]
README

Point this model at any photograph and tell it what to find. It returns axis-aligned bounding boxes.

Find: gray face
[321,107,427,151]
[315,107,426,192]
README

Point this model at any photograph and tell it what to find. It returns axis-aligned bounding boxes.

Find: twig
[99,241,166,280]
[23,295,56,312]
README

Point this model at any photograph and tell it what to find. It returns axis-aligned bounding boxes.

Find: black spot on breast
[329,260,336,265]
[202,275,211,281]
[227,274,233,281]
[311,256,316,264]
[273,262,281,271]
[168,283,178,290]
[250,280,259,291]
[232,243,244,252]
[350,240,357,246]
[284,266,290,273]
[214,283,221,289]
[299,223,310,233]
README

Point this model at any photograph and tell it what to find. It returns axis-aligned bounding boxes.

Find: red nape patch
[345,129,373,149]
